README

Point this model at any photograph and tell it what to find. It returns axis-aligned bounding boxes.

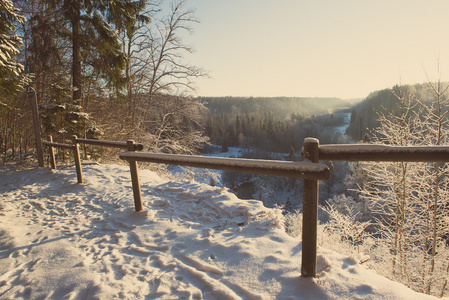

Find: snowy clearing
[0,164,443,299]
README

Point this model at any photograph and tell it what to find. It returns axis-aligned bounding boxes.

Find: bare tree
[119,1,157,130]
[148,94,208,154]
[416,71,449,294]
[122,0,206,132]
[115,0,208,154]
[353,83,449,296]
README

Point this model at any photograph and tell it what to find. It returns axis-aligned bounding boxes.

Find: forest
[198,85,449,298]
[0,0,448,297]
[201,96,355,153]
[1,0,209,165]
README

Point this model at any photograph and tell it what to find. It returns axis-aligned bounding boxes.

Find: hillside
[200,97,360,154]
[199,96,360,120]
[345,82,449,141]
[0,163,442,299]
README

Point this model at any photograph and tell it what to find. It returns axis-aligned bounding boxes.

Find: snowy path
[0,164,441,299]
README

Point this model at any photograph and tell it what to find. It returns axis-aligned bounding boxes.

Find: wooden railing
[306,140,449,277]
[319,143,449,162]
[42,135,449,279]
[119,137,328,278]
[43,136,143,184]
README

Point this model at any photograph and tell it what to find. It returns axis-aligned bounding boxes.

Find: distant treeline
[346,83,449,141]
[201,96,350,153]
[198,96,357,120]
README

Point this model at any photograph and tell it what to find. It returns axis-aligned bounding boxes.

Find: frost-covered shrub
[283,208,374,257]
[321,202,372,253]
[283,209,302,238]
[324,194,371,223]
[348,85,449,297]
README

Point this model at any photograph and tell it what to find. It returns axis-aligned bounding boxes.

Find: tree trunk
[71,1,82,105]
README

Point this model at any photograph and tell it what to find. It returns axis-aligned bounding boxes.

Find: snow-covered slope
[0,164,442,299]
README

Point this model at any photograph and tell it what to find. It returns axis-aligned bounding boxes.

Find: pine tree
[41,0,144,104]
[18,0,148,141]
[287,146,296,161]
[0,0,26,98]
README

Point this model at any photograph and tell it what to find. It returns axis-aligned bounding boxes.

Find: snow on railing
[43,136,143,184]
[75,138,144,151]
[319,144,449,162]
[42,136,449,279]
[119,137,328,278]
[309,140,449,278]
[119,151,330,180]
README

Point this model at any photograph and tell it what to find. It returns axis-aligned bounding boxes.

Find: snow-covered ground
[0,163,443,299]
[204,147,244,159]
[177,146,246,186]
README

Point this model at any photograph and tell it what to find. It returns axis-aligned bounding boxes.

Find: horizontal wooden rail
[119,151,330,180]
[120,138,329,280]
[319,144,449,162]
[39,135,449,281]
[43,141,75,150]
[43,136,83,183]
[75,138,144,151]
[43,136,144,184]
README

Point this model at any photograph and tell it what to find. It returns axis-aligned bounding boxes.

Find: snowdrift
[0,164,442,299]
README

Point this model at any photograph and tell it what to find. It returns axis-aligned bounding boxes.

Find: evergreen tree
[0,0,26,98]
[16,0,149,141]
[287,146,296,161]
[42,0,145,104]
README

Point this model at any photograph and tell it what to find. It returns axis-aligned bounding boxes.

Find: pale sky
[182,0,449,99]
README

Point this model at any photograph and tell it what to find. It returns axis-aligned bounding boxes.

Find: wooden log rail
[319,144,449,162]
[43,136,83,183]
[119,137,329,278]
[43,136,143,184]
[75,138,144,151]
[309,141,449,278]
[119,151,330,180]
[118,139,449,278]
[40,135,449,280]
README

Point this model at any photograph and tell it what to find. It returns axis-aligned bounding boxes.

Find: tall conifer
[0,0,26,96]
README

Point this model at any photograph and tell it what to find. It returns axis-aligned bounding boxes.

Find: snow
[333,112,351,138]
[332,112,352,144]
[120,151,329,180]
[319,144,449,162]
[204,147,244,159]
[0,163,444,299]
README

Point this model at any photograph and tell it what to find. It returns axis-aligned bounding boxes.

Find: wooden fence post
[48,135,56,170]
[127,140,143,211]
[301,137,320,277]
[71,136,83,183]
[27,87,44,167]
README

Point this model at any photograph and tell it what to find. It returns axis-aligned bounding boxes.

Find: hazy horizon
[181,0,449,99]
